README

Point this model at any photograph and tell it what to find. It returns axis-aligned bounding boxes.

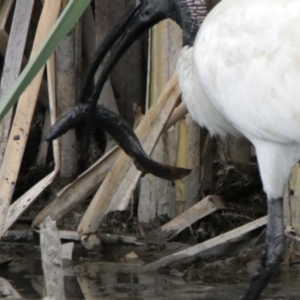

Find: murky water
[1,242,300,299]
[1,263,300,299]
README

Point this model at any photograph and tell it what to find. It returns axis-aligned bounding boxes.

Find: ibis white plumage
[48,0,300,299]
[178,1,300,298]
[176,0,300,199]
[177,2,300,297]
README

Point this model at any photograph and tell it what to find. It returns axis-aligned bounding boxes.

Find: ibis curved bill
[46,104,191,180]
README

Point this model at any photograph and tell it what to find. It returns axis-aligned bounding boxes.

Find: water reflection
[1,261,300,299]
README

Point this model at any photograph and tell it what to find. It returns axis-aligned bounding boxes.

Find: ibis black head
[126,0,177,37]
[83,0,208,107]
[110,0,208,60]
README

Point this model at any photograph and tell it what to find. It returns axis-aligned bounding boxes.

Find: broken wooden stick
[40,217,65,300]
[0,0,61,237]
[58,230,144,246]
[3,54,60,234]
[146,195,226,242]
[0,0,34,167]
[164,102,188,130]
[141,216,267,271]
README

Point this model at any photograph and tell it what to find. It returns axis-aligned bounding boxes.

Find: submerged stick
[146,195,226,242]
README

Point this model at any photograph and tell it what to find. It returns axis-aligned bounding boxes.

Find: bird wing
[194,0,300,143]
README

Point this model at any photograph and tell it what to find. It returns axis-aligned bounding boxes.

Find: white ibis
[48,0,300,298]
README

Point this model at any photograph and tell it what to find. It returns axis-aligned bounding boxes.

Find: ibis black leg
[242,197,286,300]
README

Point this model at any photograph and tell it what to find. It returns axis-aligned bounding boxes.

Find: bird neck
[175,0,208,46]
[173,0,222,46]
